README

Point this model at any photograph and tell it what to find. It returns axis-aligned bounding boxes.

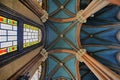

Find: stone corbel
[76,49,86,62]
[36,0,48,23]
[40,49,48,62]
[41,10,48,23]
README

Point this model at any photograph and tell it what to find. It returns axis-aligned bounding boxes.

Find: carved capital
[76,49,86,62]
[37,0,43,7]
[76,10,87,23]
[40,48,48,61]
[41,10,48,23]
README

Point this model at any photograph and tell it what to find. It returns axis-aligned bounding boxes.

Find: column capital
[41,10,48,23]
[40,48,48,62]
[76,49,86,62]
[76,10,87,23]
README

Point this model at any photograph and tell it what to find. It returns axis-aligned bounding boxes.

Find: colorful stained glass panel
[23,24,42,48]
[0,16,18,55]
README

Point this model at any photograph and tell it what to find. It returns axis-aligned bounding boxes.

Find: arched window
[0,3,45,67]
[23,24,42,48]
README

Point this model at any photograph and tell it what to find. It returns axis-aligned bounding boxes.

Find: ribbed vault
[42,0,120,80]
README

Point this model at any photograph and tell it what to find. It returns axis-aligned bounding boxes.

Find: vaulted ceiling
[42,0,120,80]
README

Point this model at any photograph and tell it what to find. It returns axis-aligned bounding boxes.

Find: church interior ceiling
[42,0,120,80]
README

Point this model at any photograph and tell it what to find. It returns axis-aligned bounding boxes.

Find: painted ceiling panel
[96,30,118,42]
[52,52,71,60]
[51,39,73,49]
[45,21,78,50]
[65,0,77,14]
[48,0,76,18]
[94,50,118,64]
[54,11,70,18]
[81,27,111,34]
[65,58,76,76]
[48,0,59,14]
[95,6,119,19]
[83,45,119,65]
[65,26,77,46]
[46,51,79,80]
[47,58,58,74]
[58,0,66,4]
[86,5,120,26]
[45,23,58,46]
[83,46,111,52]
[52,67,71,78]
[81,25,120,45]
[53,22,71,33]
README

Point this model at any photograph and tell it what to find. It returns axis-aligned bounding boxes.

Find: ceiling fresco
[43,0,120,80]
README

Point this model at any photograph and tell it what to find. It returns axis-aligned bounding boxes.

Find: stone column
[76,0,110,23]
[76,49,120,80]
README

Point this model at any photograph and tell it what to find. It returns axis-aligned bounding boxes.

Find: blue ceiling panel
[65,26,78,47]
[58,0,66,4]
[51,39,73,49]
[86,5,120,26]
[81,25,120,45]
[48,0,59,14]
[53,10,71,18]
[44,0,120,80]
[45,24,58,46]
[52,67,71,79]
[65,0,76,14]
[47,57,58,74]
[52,22,71,33]
[65,57,76,77]
[94,49,118,65]
[51,52,70,60]
[83,46,109,52]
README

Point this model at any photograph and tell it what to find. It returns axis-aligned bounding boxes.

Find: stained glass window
[23,24,42,48]
[0,16,17,55]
